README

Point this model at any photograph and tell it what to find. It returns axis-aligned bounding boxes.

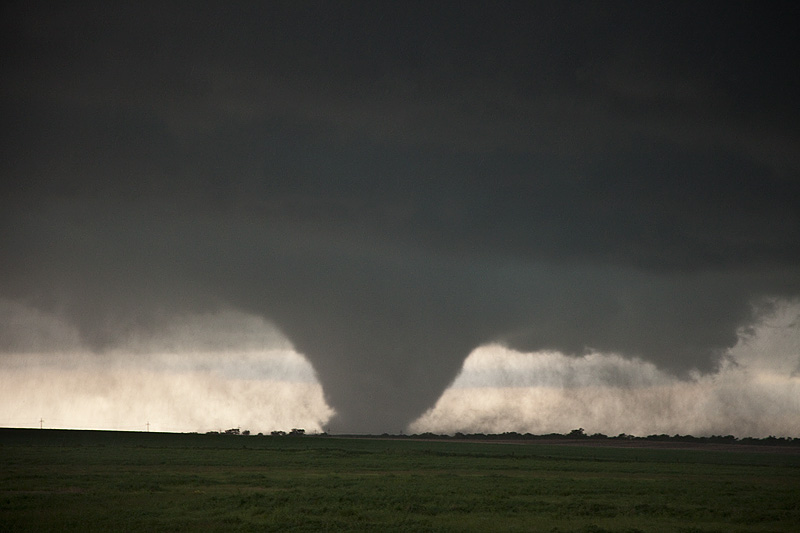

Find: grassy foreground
[1,429,798,532]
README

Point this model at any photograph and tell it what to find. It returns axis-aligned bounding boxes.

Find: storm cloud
[2,2,799,433]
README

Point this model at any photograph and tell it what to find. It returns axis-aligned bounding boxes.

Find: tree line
[206,426,799,446]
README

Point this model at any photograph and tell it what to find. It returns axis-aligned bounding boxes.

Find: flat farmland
[1,429,798,532]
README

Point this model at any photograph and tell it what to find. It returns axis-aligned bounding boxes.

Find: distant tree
[568,428,587,438]
[271,430,286,436]
[289,428,305,436]
[242,430,250,436]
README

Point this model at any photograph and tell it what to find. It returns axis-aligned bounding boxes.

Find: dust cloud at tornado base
[1,300,797,437]
[0,304,333,433]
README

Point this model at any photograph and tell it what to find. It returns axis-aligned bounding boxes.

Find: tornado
[2,2,799,434]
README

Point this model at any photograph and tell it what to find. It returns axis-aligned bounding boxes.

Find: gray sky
[2,1,799,433]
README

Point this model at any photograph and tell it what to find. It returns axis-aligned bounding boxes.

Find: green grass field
[1,429,798,532]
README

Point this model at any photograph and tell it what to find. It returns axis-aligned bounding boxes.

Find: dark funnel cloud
[2,2,799,432]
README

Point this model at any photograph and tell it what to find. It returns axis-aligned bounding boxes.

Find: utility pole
[146,421,150,432]
[40,418,43,429]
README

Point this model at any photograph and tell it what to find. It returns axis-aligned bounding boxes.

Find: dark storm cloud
[2,1,799,432]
